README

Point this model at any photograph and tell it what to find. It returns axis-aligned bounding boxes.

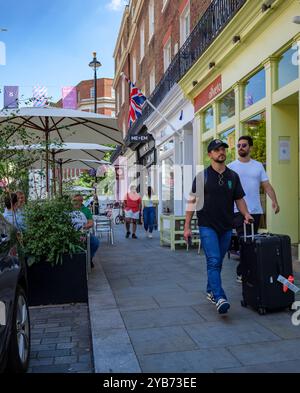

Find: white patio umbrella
[0,107,122,194]
[5,142,113,196]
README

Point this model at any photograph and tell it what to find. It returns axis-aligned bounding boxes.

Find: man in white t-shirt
[228,135,280,283]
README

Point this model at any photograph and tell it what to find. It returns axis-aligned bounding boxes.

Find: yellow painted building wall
[179,0,300,244]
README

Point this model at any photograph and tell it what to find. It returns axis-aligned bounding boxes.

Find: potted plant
[23,197,88,306]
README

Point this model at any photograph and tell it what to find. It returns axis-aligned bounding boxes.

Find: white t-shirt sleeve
[259,163,269,183]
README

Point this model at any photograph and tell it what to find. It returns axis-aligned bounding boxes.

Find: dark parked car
[0,215,30,373]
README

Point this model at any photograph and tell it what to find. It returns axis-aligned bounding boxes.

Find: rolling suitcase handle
[243,221,255,242]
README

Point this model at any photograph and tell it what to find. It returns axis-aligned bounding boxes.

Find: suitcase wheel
[240,300,247,308]
[258,307,266,315]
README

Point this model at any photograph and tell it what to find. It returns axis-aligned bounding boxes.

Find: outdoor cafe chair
[93,215,114,245]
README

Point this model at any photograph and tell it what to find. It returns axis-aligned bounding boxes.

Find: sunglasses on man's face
[237,143,249,149]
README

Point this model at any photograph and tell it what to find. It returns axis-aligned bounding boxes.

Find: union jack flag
[127,80,147,129]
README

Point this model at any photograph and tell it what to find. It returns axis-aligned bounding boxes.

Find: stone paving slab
[89,226,300,373]
[227,338,300,366]
[183,320,281,349]
[121,306,206,329]
[127,326,199,355]
[216,359,300,373]
[28,304,94,373]
[139,348,241,373]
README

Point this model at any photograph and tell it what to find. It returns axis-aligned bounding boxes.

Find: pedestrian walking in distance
[142,186,159,239]
[228,135,280,283]
[123,185,142,239]
[184,139,253,314]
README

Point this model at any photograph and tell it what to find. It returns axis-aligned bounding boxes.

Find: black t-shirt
[191,166,245,234]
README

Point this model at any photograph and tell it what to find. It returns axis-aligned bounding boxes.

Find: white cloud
[106,0,126,11]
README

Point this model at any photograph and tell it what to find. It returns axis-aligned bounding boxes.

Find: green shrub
[23,197,85,266]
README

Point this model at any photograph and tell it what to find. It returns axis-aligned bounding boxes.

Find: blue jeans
[199,227,232,302]
[90,235,100,258]
[143,207,156,233]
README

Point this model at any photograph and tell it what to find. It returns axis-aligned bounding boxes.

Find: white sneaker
[216,298,230,314]
[206,292,216,304]
[148,233,153,239]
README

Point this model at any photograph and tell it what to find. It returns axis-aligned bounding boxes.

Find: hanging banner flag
[33,86,48,107]
[62,86,77,109]
[4,86,19,108]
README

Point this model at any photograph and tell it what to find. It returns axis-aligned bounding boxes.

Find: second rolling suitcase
[240,223,295,315]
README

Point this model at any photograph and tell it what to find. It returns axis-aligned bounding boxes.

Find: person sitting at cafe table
[72,194,100,268]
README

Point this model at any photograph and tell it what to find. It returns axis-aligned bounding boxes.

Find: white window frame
[180,1,190,47]
[90,87,95,99]
[163,37,172,72]
[148,0,155,42]
[140,21,145,63]
[121,78,125,105]
[123,120,127,137]
[174,42,179,55]
[132,54,137,84]
[161,0,170,13]
[111,87,115,99]
[149,67,155,94]
[116,91,119,113]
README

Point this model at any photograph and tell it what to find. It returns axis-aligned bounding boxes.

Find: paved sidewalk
[28,304,94,373]
[89,225,300,373]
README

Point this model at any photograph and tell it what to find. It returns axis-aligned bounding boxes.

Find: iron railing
[127,0,247,139]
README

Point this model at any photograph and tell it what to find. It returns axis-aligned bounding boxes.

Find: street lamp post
[89,51,101,113]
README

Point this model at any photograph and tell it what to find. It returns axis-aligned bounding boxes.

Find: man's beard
[238,150,249,157]
[213,156,226,163]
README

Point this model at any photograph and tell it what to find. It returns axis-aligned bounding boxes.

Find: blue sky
[0,0,127,105]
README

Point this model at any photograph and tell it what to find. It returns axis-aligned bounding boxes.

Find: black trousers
[233,213,261,276]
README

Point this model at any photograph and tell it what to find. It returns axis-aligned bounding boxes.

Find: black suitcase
[240,223,295,315]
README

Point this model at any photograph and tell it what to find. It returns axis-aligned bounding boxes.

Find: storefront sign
[279,137,291,161]
[194,75,222,112]
[129,135,149,143]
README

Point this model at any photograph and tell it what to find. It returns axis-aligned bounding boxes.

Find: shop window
[219,90,235,123]
[278,46,299,89]
[244,69,266,109]
[159,138,174,156]
[243,112,267,228]
[203,138,213,168]
[203,106,214,132]
[220,127,235,164]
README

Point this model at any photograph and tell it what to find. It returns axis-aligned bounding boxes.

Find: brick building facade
[113,0,212,137]
[56,78,115,116]
[77,78,115,116]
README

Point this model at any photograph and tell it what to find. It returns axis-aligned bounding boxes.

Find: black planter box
[27,252,88,306]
